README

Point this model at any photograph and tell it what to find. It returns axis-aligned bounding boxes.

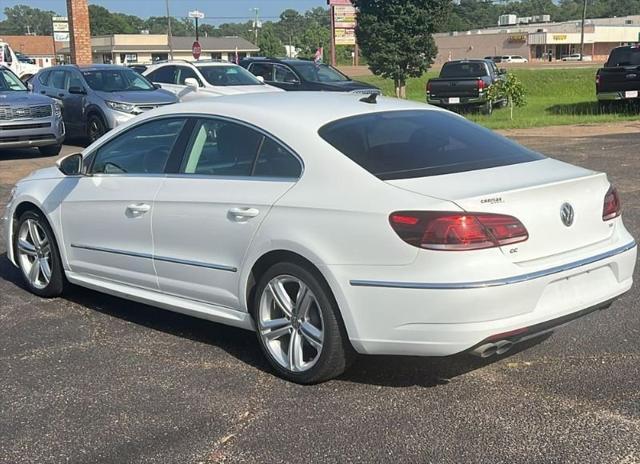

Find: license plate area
[625,90,638,99]
[448,97,460,104]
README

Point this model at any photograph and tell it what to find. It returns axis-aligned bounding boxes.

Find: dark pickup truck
[596,45,640,106]
[427,59,506,114]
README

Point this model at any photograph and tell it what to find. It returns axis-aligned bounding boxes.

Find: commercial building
[1,36,65,68]
[58,34,259,64]
[435,14,640,64]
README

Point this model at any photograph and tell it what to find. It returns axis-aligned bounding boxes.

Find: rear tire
[253,262,354,384]
[13,210,66,298]
[38,144,62,156]
[481,100,494,115]
[87,114,107,144]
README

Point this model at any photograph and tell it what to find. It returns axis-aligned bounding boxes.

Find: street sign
[192,41,202,60]
[188,10,205,19]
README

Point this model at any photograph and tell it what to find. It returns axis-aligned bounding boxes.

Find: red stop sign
[192,41,202,60]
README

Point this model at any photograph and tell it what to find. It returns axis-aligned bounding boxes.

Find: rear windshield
[440,62,488,78]
[318,110,544,180]
[606,47,640,67]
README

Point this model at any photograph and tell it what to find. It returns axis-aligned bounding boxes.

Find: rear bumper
[329,240,636,357]
[427,95,487,106]
[597,91,640,101]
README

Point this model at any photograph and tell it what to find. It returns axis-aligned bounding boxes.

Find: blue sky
[1,0,328,22]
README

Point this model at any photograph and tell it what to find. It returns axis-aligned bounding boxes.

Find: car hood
[94,89,178,105]
[312,80,379,92]
[0,91,53,106]
[201,84,284,96]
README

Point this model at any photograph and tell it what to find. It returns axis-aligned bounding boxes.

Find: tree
[89,5,144,35]
[353,0,451,98]
[1,5,58,35]
[488,72,526,120]
[259,26,285,57]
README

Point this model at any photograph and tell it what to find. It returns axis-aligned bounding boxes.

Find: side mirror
[255,75,265,83]
[184,77,199,91]
[68,86,86,95]
[57,152,83,176]
[153,83,162,89]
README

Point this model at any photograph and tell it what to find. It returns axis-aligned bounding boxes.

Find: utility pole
[251,8,260,45]
[166,0,174,60]
[580,0,587,61]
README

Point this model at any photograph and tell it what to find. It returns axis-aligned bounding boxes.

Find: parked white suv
[501,55,528,63]
[143,60,283,101]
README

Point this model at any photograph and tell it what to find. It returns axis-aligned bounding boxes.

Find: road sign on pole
[192,41,202,60]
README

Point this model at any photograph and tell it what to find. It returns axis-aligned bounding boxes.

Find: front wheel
[86,114,106,144]
[254,262,353,384]
[13,210,66,297]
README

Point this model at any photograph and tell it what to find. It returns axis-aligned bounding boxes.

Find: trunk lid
[387,159,614,263]
[429,78,481,99]
[598,66,640,93]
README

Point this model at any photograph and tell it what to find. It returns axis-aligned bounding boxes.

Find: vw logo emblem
[560,203,575,227]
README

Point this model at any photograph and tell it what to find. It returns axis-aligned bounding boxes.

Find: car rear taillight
[595,74,600,86]
[427,81,433,93]
[389,211,528,251]
[477,79,485,91]
[603,186,621,221]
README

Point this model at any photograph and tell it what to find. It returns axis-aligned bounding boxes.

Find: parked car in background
[4,92,636,383]
[15,52,36,65]
[0,66,64,155]
[562,53,593,62]
[501,55,528,63]
[0,41,40,81]
[31,64,178,143]
[143,60,283,101]
[596,45,640,107]
[484,56,503,63]
[427,59,506,114]
[240,57,380,94]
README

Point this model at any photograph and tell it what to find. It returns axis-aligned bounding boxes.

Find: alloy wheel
[258,275,325,373]
[17,219,52,290]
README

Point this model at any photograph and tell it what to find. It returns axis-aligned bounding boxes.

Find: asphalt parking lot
[1,131,639,464]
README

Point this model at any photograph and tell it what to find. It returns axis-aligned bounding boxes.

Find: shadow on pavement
[0,253,550,387]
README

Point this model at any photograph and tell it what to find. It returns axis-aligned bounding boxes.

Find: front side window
[0,69,26,91]
[82,68,155,92]
[91,118,186,175]
[147,65,177,84]
[50,70,66,89]
[196,65,262,86]
[273,65,299,84]
[290,62,348,83]
[248,62,274,81]
[176,66,202,86]
[319,110,544,180]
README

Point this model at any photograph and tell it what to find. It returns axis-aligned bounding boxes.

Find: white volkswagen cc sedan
[3,93,636,383]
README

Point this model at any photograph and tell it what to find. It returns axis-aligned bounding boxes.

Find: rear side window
[318,110,544,180]
[50,70,66,89]
[606,48,640,67]
[440,62,488,78]
[147,65,177,84]
[37,69,51,85]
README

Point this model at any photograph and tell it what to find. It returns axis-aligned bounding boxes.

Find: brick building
[0,36,65,68]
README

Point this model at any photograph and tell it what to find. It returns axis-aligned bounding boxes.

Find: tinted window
[82,68,155,91]
[607,47,640,67]
[318,110,544,180]
[147,65,177,84]
[67,71,84,90]
[249,62,274,81]
[176,66,202,85]
[181,119,263,176]
[196,65,262,86]
[273,64,299,83]
[50,70,66,89]
[290,62,348,82]
[440,62,488,78]
[37,69,51,85]
[91,118,186,175]
[254,138,301,178]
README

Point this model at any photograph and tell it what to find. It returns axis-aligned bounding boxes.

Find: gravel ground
[1,129,639,464]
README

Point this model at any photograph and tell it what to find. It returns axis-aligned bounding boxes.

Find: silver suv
[0,66,64,156]
[31,65,178,143]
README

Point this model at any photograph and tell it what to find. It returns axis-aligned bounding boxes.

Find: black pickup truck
[596,45,640,106]
[427,59,506,114]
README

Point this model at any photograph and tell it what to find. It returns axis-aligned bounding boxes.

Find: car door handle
[126,203,151,215]
[228,207,260,219]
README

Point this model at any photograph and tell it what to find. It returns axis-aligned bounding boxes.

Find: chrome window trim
[70,244,237,272]
[350,241,637,290]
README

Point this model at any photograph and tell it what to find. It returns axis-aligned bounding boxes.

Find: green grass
[358,67,640,130]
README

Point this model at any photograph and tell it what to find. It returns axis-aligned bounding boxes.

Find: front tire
[38,144,62,156]
[254,262,353,384]
[13,210,66,298]
[87,114,107,144]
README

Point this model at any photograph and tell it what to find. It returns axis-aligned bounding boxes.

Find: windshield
[0,68,27,91]
[289,62,350,83]
[606,48,640,67]
[82,68,155,92]
[440,62,488,78]
[196,65,262,86]
[318,110,544,180]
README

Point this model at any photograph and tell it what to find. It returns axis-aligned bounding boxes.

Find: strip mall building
[434,15,640,64]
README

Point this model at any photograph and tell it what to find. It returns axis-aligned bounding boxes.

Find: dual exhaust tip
[471,340,515,358]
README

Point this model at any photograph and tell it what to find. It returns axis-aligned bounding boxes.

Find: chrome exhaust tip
[471,340,514,358]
